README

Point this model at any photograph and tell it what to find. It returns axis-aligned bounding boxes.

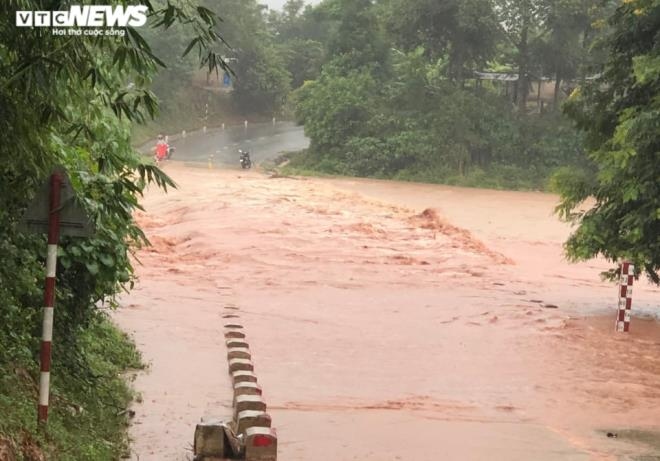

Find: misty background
[263,0,320,10]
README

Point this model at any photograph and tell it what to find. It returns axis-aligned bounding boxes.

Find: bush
[0,315,142,461]
[289,46,588,191]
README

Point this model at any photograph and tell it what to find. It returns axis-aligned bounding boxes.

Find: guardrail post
[245,427,278,461]
[615,261,635,332]
[37,172,62,424]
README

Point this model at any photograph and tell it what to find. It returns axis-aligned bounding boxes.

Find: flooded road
[114,160,660,460]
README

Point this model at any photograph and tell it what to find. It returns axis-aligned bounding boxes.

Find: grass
[0,314,143,461]
[605,429,660,460]
[277,150,553,192]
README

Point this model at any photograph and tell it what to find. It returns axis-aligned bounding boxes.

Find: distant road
[144,121,309,167]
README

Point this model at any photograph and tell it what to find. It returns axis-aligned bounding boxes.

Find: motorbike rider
[154,134,169,162]
[239,149,252,169]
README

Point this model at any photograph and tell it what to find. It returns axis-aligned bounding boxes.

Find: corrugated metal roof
[474,72,519,81]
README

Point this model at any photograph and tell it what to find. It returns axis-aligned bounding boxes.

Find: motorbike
[239,150,252,169]
[154,140,175,163]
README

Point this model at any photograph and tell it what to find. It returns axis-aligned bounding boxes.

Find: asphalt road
[151,121,309,168]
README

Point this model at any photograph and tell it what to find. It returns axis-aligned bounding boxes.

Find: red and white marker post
[38,172,62,424]
[615,261,635,333]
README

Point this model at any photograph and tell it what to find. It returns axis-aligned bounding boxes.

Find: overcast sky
[262,0,321,11]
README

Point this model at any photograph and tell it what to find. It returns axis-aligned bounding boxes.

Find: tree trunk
[580,24,591,84]
[553,70,561,110]
[518,16,530,112]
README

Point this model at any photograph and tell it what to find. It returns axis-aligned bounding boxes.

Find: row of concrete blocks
[194,320,277,461]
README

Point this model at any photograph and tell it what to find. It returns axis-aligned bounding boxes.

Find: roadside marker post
[226,338,249,349]
[615,262,635,333]
[20,169,94,425]
[228,347,251,360]
[237,410,272,435]
[229,358,254,374]
[38,173,62,424]
[234,395,267,421]
[225,330,246,339]
[232,370,258,384]
[195,313,278,459]
[245,427,278,461]
[234,382,263,402]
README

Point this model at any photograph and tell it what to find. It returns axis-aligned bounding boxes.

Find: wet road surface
[116,147,660,461]
[153,122,308,167]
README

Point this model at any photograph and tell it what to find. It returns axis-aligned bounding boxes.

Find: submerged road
[146,121,309,167]
[117,164,660,461]
[121,127,660,461]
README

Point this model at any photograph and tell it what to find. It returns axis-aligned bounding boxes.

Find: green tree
[532,0,617,109]
[232,44,292,113]
[268,1,326,89]
[495,0,549,109]
[277,38,325,89]
[383,0,501,80]
[556,0,660,282]
[201,0,291,113]
[294,67,379,153]
[326,0,389,75]
[0,0,225,440]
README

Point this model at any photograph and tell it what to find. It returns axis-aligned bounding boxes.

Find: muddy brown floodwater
[114,163,660,461]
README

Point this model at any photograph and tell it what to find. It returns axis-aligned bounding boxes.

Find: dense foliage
[281,0,602,190]
[0,0,225,457]
[144,0,294,121]
[555,0,660,282]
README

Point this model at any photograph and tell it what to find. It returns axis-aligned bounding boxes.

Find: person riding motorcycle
[239,149,252,169]
[154,134,169,162]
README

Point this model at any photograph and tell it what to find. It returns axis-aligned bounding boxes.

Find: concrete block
[234,395,266,420]
[232,370,258,384]
[245,427,278,461]
[229,358,254,373]
[234,382,262,400]
[227,347,251,360]
[225,330,246,339]
[226,338,249,349]
[222,423,244,458]
[194,419,228,458]
[236,410,272,435]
